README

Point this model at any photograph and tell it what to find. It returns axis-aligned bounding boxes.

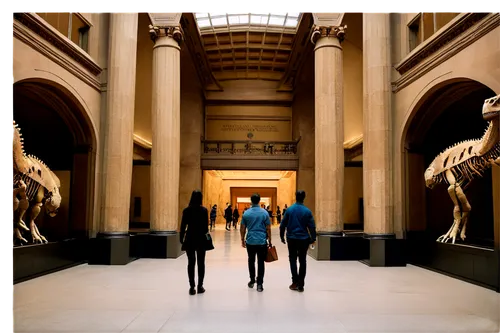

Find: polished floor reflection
[14,226,500,332]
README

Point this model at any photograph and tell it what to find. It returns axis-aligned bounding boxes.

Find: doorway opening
[202,170,296,227]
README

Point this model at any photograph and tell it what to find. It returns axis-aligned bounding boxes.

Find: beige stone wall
[343,39,363,142]
[393,24,500,237]
[344,167,363,224]
[205,105,292,141]
[278,174,296,210]
[178,46,205,228]
[133,13,153,143]
[203,171,224,224]
[130,165,150,223]
[13,15,104,235]
[292,52,316,216]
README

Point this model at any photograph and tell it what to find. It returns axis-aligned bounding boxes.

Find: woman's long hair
[189,190,203,207]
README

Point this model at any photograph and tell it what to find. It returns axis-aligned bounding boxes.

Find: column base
[309,233,369,260]
[361,234,406,267]
[130,231,183,259]
[88,233,130,265]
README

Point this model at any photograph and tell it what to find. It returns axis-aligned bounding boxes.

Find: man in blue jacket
[280,190,316,292]
[240,193,272,292]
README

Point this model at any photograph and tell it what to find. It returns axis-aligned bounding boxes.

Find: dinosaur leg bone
[29,187,48,244]
[14,228,27,244]
[29,202,47,244]
[437,221,456,243]
[437,170,471,244]
[14,184,29,245]
[14,182,30,232]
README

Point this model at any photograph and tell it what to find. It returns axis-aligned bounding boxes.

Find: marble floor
[14,226,500,333]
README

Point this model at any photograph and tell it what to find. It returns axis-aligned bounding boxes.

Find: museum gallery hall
[11,11,500,333]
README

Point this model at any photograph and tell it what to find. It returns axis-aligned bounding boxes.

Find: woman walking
[276,206,282,224]
[232,207,240,229]
[180,190,209,295]
[224,204,233,231]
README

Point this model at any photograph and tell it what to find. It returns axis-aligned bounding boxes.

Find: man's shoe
[248,281,255,288]
[298,286,304,292]
[197,286,205,294]
[289,283,298,291]
[257,284,264,292]
[189,287,196,295]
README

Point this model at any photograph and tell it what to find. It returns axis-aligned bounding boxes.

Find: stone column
[92,13,138,265]
[313,25,346,236]
[363,14,403,266]
[363,14,393,236]
[147,25,183,258]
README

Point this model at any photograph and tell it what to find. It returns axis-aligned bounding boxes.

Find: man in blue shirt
[240,193,272,292]
[280,190,316,292]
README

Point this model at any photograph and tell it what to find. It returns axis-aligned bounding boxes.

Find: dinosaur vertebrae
[433,142,500,187]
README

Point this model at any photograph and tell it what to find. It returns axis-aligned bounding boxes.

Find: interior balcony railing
[201,137,301,155]
[200,137,301,170]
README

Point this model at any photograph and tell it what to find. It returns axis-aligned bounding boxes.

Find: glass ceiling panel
[195,13,301,32]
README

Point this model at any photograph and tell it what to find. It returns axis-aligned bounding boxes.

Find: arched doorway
[13,79,97,244]
[403,78,499,290]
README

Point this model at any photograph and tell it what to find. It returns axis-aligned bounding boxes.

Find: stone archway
[401,78,499,290]
[13,79,97,242]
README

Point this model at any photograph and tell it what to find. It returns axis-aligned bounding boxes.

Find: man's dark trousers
[287,238,310,287]
[246,244,268,284]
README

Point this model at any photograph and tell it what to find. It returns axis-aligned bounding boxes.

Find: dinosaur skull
[424,166,437,189]
[482,94,500,121]
[45,188,61,217]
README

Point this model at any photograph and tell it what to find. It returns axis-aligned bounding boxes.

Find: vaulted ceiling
[194,13,301,82]
[180,12,362,92]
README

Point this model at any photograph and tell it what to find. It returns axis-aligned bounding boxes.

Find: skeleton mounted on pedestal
[424,95,500,244]
[13,121,61,244]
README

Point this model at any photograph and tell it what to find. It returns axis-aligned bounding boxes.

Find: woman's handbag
[265,244,278,262]
[204,233,215,251]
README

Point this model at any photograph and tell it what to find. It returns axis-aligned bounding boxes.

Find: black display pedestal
[361,234,406,267]
[309,232,369,260]
[130,232,183,259]
[14,238,88,284]
[88,233,130,265]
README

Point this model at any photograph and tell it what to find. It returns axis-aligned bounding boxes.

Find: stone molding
[310,24,347,44]
[393,13,498,92]
[13,13,102,92]
[149,24,183,45]
[14,13,102,76]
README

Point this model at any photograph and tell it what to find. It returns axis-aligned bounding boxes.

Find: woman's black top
[224,207,233,221]
[179,205,209,251]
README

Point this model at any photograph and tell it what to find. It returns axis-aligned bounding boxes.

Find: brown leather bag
[265,245,278,263]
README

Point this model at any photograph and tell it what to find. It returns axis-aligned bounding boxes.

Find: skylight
[194,13,301,31]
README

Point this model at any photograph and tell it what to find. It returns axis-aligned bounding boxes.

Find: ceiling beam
[213,71,283,81]
[211,60,287,68]
[179,13,223,91]
[199,26,297,35]
[278,13,315,91]
[205,43,292,52]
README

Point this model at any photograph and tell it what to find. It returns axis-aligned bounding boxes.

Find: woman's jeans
[186,249,206,287]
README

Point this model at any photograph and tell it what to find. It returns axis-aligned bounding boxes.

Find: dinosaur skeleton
[13,121,61,244]
[424,94,500,244]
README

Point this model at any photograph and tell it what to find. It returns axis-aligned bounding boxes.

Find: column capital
[149,25,183,45]
[311,25,347,44]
